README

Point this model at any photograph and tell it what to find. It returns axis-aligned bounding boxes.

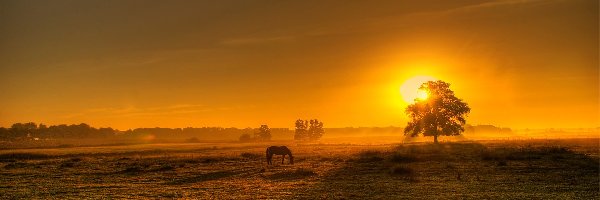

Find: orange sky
[0,0,598,130]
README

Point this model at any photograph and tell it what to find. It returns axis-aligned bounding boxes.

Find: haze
[1,0,598,130]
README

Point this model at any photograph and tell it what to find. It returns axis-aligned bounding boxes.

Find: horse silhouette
[266,146,294,165]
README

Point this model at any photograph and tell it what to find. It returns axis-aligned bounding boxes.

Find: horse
[266,146,294,165]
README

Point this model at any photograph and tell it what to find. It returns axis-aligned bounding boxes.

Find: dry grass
[0,139,597,199]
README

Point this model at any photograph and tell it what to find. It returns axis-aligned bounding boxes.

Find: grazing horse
[266,146,294,165]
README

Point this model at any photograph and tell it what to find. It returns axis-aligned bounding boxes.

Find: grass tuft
[241,152,262,159]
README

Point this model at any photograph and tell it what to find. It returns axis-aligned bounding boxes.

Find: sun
[400,75,436,103]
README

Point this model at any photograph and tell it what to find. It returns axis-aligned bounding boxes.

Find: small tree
[308,119,324,140]
[294,119,308,140]
[254,125,271,141]
[404,80,470,143]
[294,119,324,141]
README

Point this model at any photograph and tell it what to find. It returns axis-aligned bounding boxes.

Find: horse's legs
[281,155,285,164]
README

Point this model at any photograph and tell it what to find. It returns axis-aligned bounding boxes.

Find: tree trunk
[433,135,439,144]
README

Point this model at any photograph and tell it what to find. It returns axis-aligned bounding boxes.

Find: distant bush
[239,133,253,142]
[185,137,200,143]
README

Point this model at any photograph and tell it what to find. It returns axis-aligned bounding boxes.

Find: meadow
[0,138,598,199]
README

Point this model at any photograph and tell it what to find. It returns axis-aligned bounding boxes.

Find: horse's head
[289,155,294,164]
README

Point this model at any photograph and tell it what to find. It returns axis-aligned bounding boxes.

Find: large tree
[404,80,470,143]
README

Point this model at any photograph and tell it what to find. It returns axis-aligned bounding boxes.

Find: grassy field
[0,138,598,199]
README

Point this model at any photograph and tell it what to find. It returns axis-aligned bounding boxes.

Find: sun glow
[416,89,429,100]
[400,75,436,103]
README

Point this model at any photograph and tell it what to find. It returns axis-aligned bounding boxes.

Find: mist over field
[2,122,598,149]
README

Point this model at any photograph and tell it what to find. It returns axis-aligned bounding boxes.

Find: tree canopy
[294,119,324,141]
[404,80,471,143]
[254,125,272,141]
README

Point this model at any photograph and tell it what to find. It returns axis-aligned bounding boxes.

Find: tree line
[0,122,280,141]
[0,120,327,142]
[0,122,116,140]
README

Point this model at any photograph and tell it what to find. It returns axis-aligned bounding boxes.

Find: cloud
[220,36,296,46]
